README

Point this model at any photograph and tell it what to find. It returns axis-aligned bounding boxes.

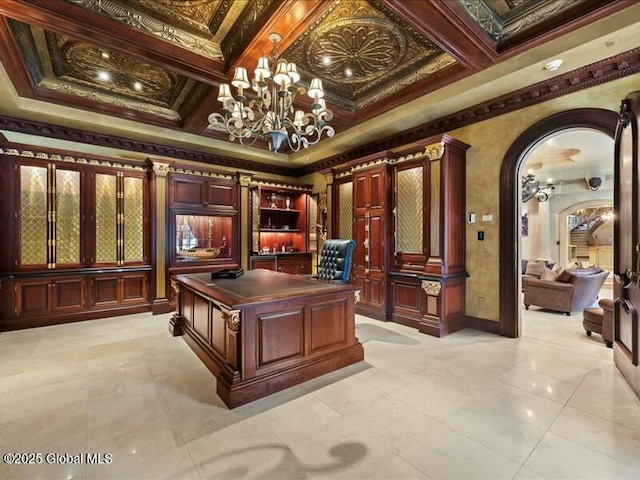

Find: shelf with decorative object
[250,183,311,258]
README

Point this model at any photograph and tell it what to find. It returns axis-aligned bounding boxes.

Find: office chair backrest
[317,239,356,283]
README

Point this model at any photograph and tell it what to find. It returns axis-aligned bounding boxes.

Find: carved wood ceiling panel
[284,0,456,111]
[9,18,212,122]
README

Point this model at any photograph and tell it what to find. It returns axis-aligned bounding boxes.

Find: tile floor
[1,302,639,480]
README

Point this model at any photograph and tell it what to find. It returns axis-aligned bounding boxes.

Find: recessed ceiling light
[344,67,353,77]
[133,81,143,91]
[322,56,331,66]
[97,70,111,82]
[544,59,563,72]
[101,51,110,59]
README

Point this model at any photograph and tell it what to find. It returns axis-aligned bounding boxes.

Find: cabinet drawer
[251,257,276,271]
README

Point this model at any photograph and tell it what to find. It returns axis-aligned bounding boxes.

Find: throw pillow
[541,267,559,281]
[557,269,573,283]
[525,261,545,278]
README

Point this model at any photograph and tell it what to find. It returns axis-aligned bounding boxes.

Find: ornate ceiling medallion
[307,17,406,84]
[61,42,175,102]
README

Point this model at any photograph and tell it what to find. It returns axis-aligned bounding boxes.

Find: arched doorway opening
[499,108,618,338]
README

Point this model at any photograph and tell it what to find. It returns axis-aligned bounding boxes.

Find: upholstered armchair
[313,239,356,284]
[523,269,609,315]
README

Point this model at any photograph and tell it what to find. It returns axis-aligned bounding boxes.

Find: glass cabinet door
[55,168,81,265]
[123,176,144,263]
[19,164,81,268]
[95,173,118,264]
[395,165,425,255]
[19,164,48,267]
[96,172,146,266]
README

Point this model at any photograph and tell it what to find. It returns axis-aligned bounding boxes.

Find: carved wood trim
[0,114,293,176]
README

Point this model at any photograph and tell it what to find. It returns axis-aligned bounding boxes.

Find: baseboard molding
[152,298,172,315]
[464,315,501,335]
[0,304,152,332]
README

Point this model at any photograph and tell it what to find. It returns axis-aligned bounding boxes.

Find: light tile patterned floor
[1,303,639,479]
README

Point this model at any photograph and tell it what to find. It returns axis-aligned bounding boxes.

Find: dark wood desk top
[174,269,357,308]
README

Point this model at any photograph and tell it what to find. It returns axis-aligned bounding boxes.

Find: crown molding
[0,115,293,176]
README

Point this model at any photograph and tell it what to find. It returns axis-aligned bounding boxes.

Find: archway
[499,108,618,337]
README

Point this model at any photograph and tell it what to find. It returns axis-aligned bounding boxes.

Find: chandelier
[208,32,334,153]
[522,173,555,202]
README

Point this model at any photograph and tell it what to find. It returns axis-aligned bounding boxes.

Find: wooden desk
[169,269,364,408]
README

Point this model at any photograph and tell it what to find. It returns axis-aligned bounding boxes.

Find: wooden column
[150,160,171,314]
[324,172,334,239]
[238,173,252,271]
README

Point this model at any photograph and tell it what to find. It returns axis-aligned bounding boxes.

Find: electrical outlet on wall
[477,296,487,314]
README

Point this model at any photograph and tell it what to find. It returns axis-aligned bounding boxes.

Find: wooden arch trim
[499,108,618,338]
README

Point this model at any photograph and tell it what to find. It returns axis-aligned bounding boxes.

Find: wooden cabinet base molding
[0,268,151,331]
[390,273,467,338]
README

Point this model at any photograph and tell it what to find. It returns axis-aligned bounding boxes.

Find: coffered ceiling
[0,0,637,172]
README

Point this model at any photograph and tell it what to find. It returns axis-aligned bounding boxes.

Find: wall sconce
[522,173,554,202]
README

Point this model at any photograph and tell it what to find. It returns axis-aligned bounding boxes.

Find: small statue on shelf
[285,196,291,209]
[269,193,277,209]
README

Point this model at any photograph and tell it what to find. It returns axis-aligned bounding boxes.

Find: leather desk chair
[313,239,356,284]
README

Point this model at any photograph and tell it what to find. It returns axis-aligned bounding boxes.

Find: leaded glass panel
[20,165,47,265]
[397,166,423,253]
[95,173,118,263]
[55,169,81,264]
[123,177,144,262]
[338,182,353,240]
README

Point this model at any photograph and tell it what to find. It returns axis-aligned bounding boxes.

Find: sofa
[523,268,609,315]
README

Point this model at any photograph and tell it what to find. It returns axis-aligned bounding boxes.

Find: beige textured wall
[451,73,640,322]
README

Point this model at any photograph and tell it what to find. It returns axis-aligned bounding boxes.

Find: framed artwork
[521,212,529,237]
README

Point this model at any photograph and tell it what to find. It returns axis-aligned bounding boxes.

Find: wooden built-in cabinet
[167,170,240,309]
[0,150,152,330]
[332,135,469,337]
[249,184,312,274]
[170,174,237,210]
[352,163,391,320]
[168,171,239,271]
